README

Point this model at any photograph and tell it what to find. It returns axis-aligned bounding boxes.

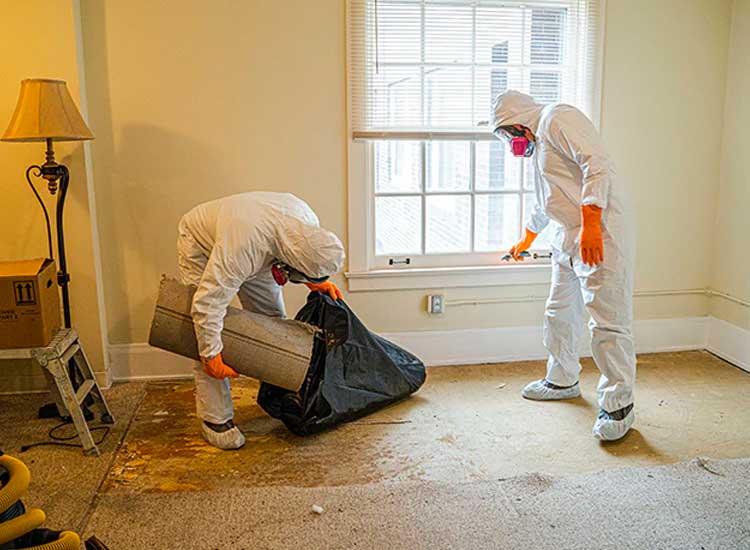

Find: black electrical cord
[19,420,111,453]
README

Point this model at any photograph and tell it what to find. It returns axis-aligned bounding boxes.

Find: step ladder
[0,328,115,456]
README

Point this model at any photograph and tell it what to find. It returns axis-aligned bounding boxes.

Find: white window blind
[346,0,605,272]
[347,0,604,141]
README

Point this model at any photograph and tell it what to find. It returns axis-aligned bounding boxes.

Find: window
[347,0,604,282]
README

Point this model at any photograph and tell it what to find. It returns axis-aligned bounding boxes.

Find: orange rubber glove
[305,281,343,301]
[507,228,538,261]
[200,353,239,379]
[580,204,604,267]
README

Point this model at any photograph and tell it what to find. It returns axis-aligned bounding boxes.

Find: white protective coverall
[177,192,345,424]
[493,91,636,414]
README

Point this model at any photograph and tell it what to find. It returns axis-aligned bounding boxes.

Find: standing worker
[493,90,636,441]
[177,192,345,449]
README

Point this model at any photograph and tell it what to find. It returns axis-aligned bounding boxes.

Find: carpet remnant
[83,458,750,550]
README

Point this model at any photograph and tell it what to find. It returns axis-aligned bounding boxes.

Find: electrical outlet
[427,294,445,314]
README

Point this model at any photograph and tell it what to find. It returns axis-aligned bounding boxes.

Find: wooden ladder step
[75,379,95,405]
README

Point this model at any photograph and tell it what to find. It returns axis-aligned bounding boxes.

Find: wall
[80,0,732,355]
[602,0,730,304]
[711,0,750,331]
[81,0,349,346]
[0,0,107,392]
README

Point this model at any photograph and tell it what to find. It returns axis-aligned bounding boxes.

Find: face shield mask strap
[493,124,526,141]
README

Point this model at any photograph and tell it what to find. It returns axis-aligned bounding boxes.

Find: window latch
[388,258,411,266]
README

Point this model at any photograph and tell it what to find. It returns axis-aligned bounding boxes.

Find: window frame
[345,0,606,291]
[371,139,552,270]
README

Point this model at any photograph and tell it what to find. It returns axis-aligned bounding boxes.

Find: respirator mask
[271,261,329,286]
[494,124,536,158]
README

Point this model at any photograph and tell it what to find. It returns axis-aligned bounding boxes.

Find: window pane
[474,67,524,125]
[530,8,566,65]
[376,196,422,255]
[371,67,422,128]
[530,71,562,103]
[476,7,524,65]
[524,160,536,191]
[426,195,471,254]
[523,193,555,249]
[425,4,473,64]
[377,2,421,64]
[475,195,521,252]
[375,141,422,193]
[426,141,470,192]
[475,141,521,191]
[425,67,473,127]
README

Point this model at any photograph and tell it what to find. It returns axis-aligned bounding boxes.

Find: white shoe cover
[201,423,246,450]
[522,379,581,401]
[592,409,634,441]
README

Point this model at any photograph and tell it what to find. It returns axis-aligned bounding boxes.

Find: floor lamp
[2,78,94,329]
[2,79,94,416]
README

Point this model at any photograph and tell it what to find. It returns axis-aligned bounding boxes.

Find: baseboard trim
[107,316,716,379]
[382,317,709,367]
[706,317,749,373]
[109,343,196,382]
[7,316,743,389]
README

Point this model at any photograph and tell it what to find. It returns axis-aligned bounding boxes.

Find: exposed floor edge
[76,383,147,534]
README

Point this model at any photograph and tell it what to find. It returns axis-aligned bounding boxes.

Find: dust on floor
[1,350,748,545]
[103,351,750,495]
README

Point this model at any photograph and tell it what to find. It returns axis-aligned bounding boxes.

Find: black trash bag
[257,293,426,436]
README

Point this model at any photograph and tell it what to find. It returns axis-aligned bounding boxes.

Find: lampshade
[1,79,93,142]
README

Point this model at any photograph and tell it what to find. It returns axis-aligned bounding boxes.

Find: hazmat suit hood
[492,90,545,135]
[274,217,345,281]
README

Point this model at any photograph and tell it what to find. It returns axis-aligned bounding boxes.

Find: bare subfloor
[1,350,749,547]
[104,351,750,494]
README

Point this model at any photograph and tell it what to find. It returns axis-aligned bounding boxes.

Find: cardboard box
[0,258,61,349]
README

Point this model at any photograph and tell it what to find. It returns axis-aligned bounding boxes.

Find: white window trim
[344,0,606,292]
[346,138,554,291]
[346,263,553,291]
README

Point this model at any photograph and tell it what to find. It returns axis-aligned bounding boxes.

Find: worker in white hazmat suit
[177,192,345,449]
[493,90,636,441]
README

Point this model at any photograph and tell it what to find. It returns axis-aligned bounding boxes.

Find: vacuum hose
[0,454,81,550]
[0,454,30,515]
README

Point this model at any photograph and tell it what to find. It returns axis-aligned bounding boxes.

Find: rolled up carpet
[149,276,319,392]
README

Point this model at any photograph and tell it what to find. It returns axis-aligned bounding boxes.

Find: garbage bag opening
[258,293,426,436]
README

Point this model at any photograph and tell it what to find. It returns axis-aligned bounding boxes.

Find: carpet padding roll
[149,276,318,391]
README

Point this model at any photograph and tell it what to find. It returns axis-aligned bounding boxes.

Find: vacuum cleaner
[0,451,108,550]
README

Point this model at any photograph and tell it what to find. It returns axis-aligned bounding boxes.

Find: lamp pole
[26,138,73,327]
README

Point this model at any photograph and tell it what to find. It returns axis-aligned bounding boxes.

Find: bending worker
[494,90,636,441]
[177,192,345,449]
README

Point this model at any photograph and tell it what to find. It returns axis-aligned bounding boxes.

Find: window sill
[345,263,552,292]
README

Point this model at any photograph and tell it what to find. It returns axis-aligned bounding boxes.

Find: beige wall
[603,0,731,295]
[81,0,350,344]
[0,0,107,392]
[81,0,733,346]
[711,0,750,330]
